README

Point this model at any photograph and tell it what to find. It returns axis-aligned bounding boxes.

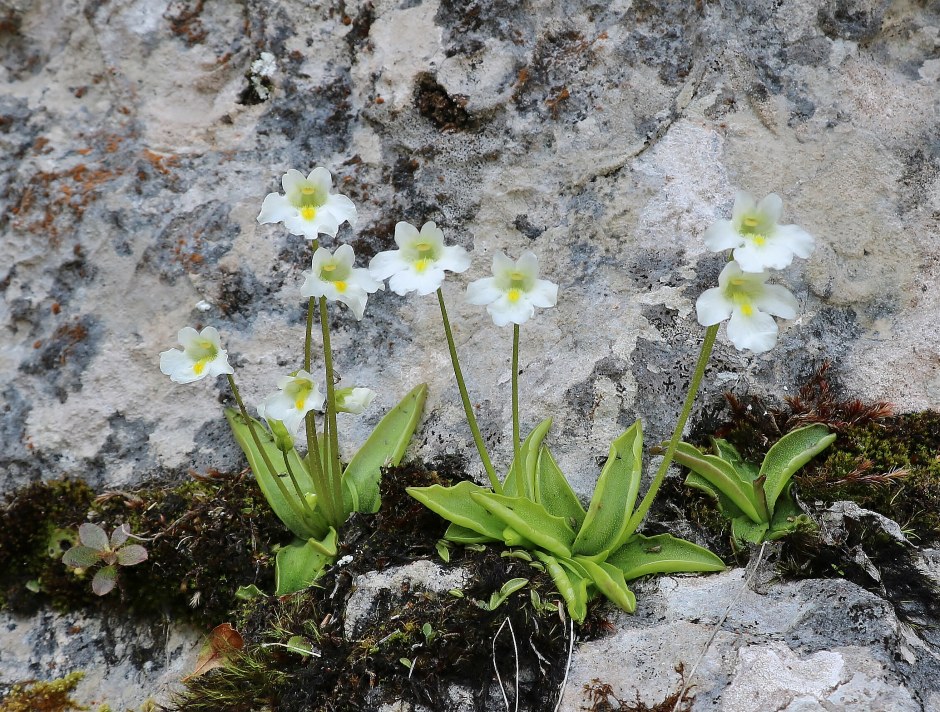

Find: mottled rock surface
[2,0,939,708]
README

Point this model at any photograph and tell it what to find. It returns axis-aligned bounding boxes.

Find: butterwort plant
[371,227,724,621]
[160,167,426,595]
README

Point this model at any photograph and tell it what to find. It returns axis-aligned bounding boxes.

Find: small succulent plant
[62,523,148,595]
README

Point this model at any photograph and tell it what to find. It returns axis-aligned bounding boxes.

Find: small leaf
[443,522,498,544]
[79,523,109,551]
[183,623,245,681]
[62,545,100,568]
[435,539,451,563]
[407,482,505,540]
[342,383,428,515]
[116,544,148,567]
[607,533,726,580]
[536,552,588,623]
[572,421,643,556]
[503,419,552,498]
[25,579,41,593]
[487,578,529,610]
[235,584,265,601]
[92,565,118,596]
[470,491,575,558]
[672,442,763,523]
[575,557,636,613]
[399,658,413,670]
[109,524,131,548]
[285,636,316,657]
[534,446,586,528]
[275,537,335,595]
[759,424,836,515]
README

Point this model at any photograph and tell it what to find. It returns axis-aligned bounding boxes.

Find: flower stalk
[437,287,501,492]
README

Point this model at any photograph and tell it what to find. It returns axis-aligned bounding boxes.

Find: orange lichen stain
[142,149,179,175]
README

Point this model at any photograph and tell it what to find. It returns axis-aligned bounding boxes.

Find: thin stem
[303,295,332,520]
[226,374,312,526]
[511,324,521,468]
[282,450,316,519]
[626,324,719,534]
[319,296,346,521]
[436,288,501,493]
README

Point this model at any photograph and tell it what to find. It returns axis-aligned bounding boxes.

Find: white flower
[159,326,234,384]
[704,191,815,273]
[257,167,357,239]
[696,261,798,354]
[368,221,471,295]
[300,244,384,320]
[335,386,377,414]
[465,251,558,327]
[257,370,325,435]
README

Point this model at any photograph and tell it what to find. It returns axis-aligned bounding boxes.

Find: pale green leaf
[731,517,769,545]
[535,552,589,623]
[503,419,552,498]
[235,584,265,600]
[575,557,637,613]
[274,537,335,595]
[116,544,148,566]
[342,384,428,515]
[470,492,575,558]
[759,424,836,515]
[607,533,726,580]
[672,442,763,523]
[443,522,499,544]
[534,446,586,528]
[572,420,643,556]
[407,482,505,540]
[486,577,529,610]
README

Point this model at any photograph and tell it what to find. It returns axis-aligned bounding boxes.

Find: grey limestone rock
[2,0,940,708]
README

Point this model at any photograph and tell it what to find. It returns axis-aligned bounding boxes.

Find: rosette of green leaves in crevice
[408,419,725,622]
[672,424,836,546]
[227,383,427,595]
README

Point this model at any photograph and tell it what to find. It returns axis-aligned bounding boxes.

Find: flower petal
[774,224,815,259]
[333,243,356,268]
[753,284,797,319]
[491,251,515,277]
[419,221,446,247]
[306,167,333,194]
[727,309,778,353]
[389,266,445,295]
[730,191,758,223]
[160,348,201,384]
[258,193,297,225]
[281,169,308,198]
[488,294,535,326]
[527,279,558,308]
[176,326,201,348]
[338,289,368,320]
[515,251,540,280]
[205,350,235,378]
[465,277,501,305]
[703,219,742,252]
[733,239,794,272]
[369,250,410,281]
[695,287,733,326]
[322,193,358,228]
[394,221,421,249]
[757,193,783,224]
[437,244,471,274]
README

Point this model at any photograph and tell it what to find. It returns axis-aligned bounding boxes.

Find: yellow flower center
[740,303,754,316]
[749,234,766,246]
[295,397,306,410]
[300,206,317,221]
[507,288,522,303]
[334,280,347,293]
[414,258,429,273]
[190,339,217,375]
[193,358,209,375]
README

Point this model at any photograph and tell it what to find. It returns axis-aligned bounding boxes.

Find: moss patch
[173,459,598,712]
[0,671,86,712]
[0,471,281,626]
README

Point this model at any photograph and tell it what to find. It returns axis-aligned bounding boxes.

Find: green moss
[0,671,86,712]
[0,472,282,625]
[797,411,940,542]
